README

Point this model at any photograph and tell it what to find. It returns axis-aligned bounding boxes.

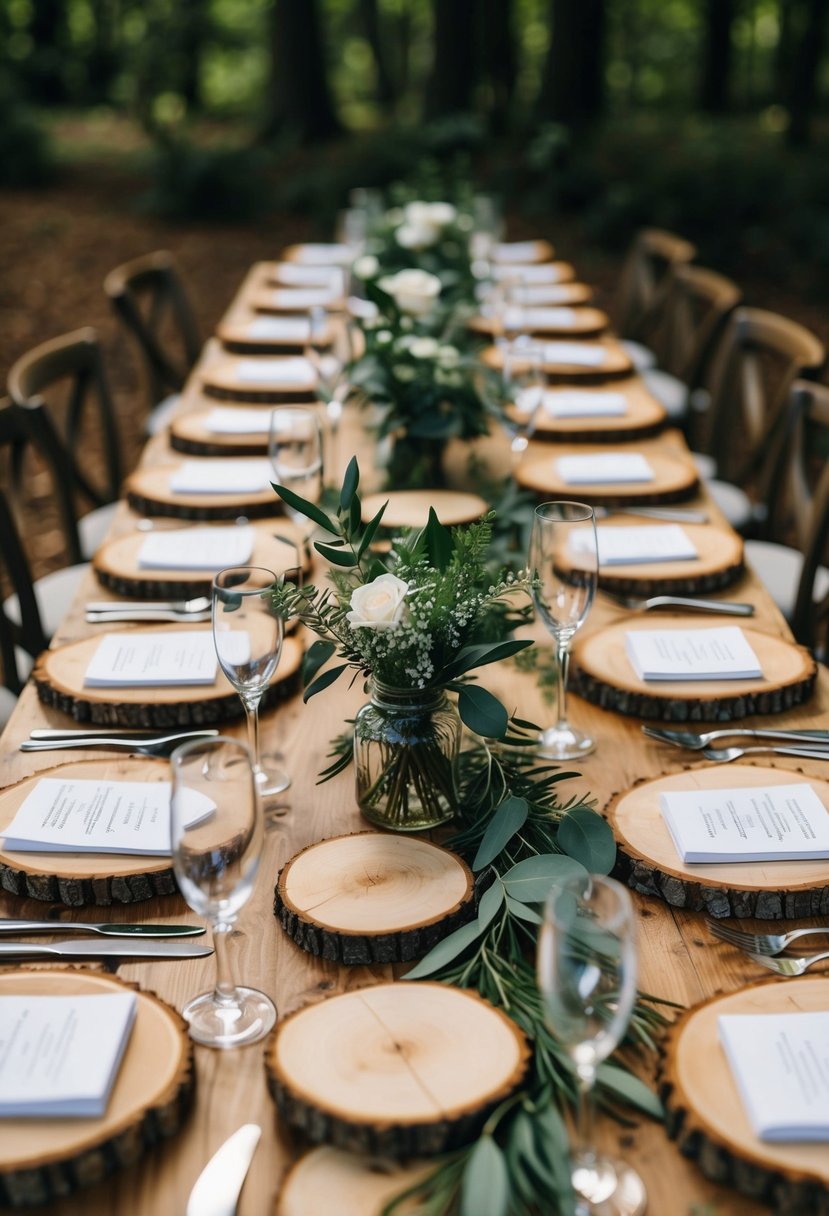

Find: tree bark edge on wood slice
[0,968,194,1209]
[596,557,744,598]
[125,487,281,522]
[276,1146,432,1216]
[264,982,530,1158]
[658,977,829,1215]
[274,833,477,965]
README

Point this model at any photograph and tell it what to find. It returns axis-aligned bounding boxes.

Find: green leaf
[458,685,509,739]
[460,1136,509,1216]
[349,491,362,535]
[403,917,482,980]
[271,482,336,533]
[301,639,337,687]
[476,880,505,931]
[444,638,533,682]
[423,507,454,571]
[339,456,359,511]
[596,1063,664,1120]
[472,796,529,871]
[302,664,349,702]
[357,500,388,558]
[505,895,543,925]
[314,541,358,567]
[558,806,617,875]
[501,854,587,904]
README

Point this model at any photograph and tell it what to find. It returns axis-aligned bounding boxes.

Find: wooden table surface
[2,261,827,1215]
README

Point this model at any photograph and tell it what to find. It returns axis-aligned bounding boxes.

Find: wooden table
[2,262,827,1215]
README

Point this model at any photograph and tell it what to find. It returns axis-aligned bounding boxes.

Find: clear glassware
[501,338,545,462]
[538,873,645,1216]
[491,275,526,348]
[530,501,598,759]
[170,736,276,1049]
[268,406,324,523]
[305,306,354,484]
[212,565,289,797]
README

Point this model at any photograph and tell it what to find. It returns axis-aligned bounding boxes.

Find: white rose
[376,329,393,344]
[426,202,457,227]
[410,337,439,359]
[353,254,379,279]
[379,269,442,316]
[396,222,439,250]
[347,573,409,630]
[437,344,460,368]
[404,201,434,227]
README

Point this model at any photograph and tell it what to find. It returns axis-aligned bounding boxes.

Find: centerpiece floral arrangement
[360,197,478,308]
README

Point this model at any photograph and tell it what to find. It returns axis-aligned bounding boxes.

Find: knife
[0,938,213,959]
[86,611,212,624]
[186,1124,262,1216]
[28,728,220,741]
[0,919,205,938]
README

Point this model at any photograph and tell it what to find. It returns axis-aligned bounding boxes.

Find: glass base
[538,723,595,760]
[572,1154,647,1215]
[254,760,291,798]
[183,986,276,1049]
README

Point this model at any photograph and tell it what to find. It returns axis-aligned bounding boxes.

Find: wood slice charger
[360,489,488,530]
[659,977,829,1213]
[278,1147,430,1216]
[274,833,476,965]
[265,982,529,1158]
[34,628,303,729]
[468,306,609,341]
[589,519,744,596]
[199,354,317,405]
[515,445,699,507]
[125,461,281,521]
[605,764,829,919]
[169,409,275,457]
[529,379,668,445]
[216,314,329,356]
[0,968,193,1208]
[0,757,183,906]
[482,338,633,385]
[572,617,816,721]
[94,521,308,601]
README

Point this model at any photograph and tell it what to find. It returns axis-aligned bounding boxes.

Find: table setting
[3,198,829,1216]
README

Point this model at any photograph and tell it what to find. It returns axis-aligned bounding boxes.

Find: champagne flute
[171,736,276,1048]
[538,873,645,1215]
[501,338,545,463]
[212,565,289,796]
[268,407,324,525]
[305,306,353,484]
[530,502,598,759]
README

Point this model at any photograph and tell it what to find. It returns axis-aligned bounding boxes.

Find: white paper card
[571,525,698,566]
[544,390,628,419]
[3,779,214,855]
[205,407,274,435]
[556,453,654,484]
[719,1012,829,1141]
[658,782,829,864]
[232,357,314,385]
[169,459,272,494]
[0,993,137,1117]
[83,632,217,687]
[493,263,564,284]
[523,308,578,328]
[273,263,343,289]
[515,284,582,305]
[289,242,350,266]
[138,525,255,570]
[543,342,607,367]
[244,316,310,341]
[270,288,338,309]
[625,626,763,682]
[493,240,545,263]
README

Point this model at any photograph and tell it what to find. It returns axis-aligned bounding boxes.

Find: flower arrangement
[361,198,477,307]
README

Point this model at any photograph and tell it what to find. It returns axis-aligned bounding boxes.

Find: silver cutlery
[701,744,829,763]
[602,591,754,615]
[28,727,211,741]
[0,938,213,960]
[186,1124,262,1216]
[0,919,204,938]
[86,597,211,614]
[594,506,709,524]
[706,920,829,956]
[20,730,220,757]
[86,610,211,624]
[643,725,829,750]
[747,950,829,977]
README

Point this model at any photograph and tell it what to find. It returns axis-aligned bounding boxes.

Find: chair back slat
[614,227,697,342]
[661,264,741,387]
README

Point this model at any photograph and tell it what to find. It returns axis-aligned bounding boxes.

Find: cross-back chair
[614,228,697,359]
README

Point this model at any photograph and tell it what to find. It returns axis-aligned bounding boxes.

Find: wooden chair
[7,327,122,569]
[613,228,697,368]
[104,250,201,435]
[744,381,829,653]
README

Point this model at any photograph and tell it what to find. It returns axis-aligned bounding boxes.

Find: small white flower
[426,201,457,227]
[347,573,409,630]
[353,254,379,279]
[392,365,416,382]
[410,337,439,359]
[376,329,393,344]
[437,344,460,368]
[378,269,442,316]
[396,222,438,250]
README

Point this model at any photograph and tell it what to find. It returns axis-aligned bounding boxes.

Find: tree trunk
[481,0,516,131]
[87,0,120,105]
[176,0,208,111]
[537,0,606,127]
[358,0,396,108]
[265,0,341,143]
[427,0,477,118]
[699,0,735,112]
[788,0,829,145]
[27,0,68,105]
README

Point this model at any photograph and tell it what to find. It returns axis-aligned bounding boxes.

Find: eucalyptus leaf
[460,1136,509,1216]
[596,1063,664,1120]
[472,796,529,871]
[403,916,482,980]
[424,507,454,571]
[302,663,349,702]
[476,880,505,931]
[505,895,543,925]
[558,806,617,875]
[340,456,359,511]
[349,491,362,535]
[501,854,587,904]
[271,482,336,533]
[315,541,358,567]
[444,638,533,682]
[357,501,388,558]
[458,685,509,739]
[301,639,337,686]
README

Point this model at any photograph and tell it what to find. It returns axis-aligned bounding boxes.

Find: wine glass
[170,736,276,1049]
[268,407,324,522]
[212,565,290,797]
[530,502,598,759]
[501,338,545,463]
[538,873,645,1216]
[305,306,353,484]
[491,275,526,348]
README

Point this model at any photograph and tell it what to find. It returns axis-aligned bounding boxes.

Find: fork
[85,596,211,614]
[20,730,219,756]
[594,506,709,524]
[747,950,829,976]
[86,609,211,624]
[706,919,829,956]
[701,744,829,763]
[601,591,754,616]
[643,725,829,750]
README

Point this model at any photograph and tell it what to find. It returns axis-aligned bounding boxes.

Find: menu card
[3,778,214,855]
[274,263,344,289]
[543,342,607,367]
[270,288,337,309]
[524,308,578,329]
[719,1012,829,1141]
[494,240,545,263]
[493,263,563,284]
[0,993,137,1117]
[544,390,628,419]
[570,525,698,566]
[205,407,274,435]
[84,632,217,688]
[515,284,582,305]
[232,357,313,385]
[556,453,655,484]
[244,316,311,341]
[289,242,350,265]
[659,783,829,863]
[138,525,255,570]
[169,459,273,495]
[625,626,763,682]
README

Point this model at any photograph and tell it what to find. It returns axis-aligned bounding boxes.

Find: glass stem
[211,921,236,1004]
[574,1062,597,1169]
[555,636,571,731]
[242,695,262,770]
